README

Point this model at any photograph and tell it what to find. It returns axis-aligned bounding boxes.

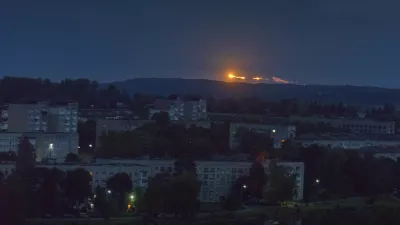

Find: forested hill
[0,76,400,106]
[110,78,400,105]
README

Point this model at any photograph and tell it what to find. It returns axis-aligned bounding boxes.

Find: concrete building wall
[0,132,78,162]
[296,138,400,149]
[7,103,49,132]
[35,133,79,162]
[2,102,78,134]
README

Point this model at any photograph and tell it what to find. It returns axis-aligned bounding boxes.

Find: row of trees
[98,113,230,159]
[208,98,363,118]
[0,77,133,109]
[278,144,400,202]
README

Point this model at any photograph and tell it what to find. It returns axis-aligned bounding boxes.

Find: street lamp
[107,190,111,194]
[315,179,320,184]
[89,144,93,148]
[241,185,247,202]
[130,195,134,200]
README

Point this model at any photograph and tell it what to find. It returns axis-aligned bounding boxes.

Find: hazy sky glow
[1,0,400,87]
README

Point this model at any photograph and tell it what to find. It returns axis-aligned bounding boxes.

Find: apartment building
[0,102,79,162]
[79,108,134,122]
[295,133,400,149]
[3,102,49,132]
[335,119,395,134]
[47,103,78,133]
[0,132,78,162]
[1,102,78,133]
[230,123,296,149]
[149,98,207,121]
[0,159,304,203]
[287,116,395,135]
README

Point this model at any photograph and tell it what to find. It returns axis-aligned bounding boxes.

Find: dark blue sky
[1,0,400,87]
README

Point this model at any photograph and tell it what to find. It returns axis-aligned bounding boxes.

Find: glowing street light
[107,190,111,194]
[272,129,276,133]
[241,184,247,201]
[130,195,134,200]
[315,179,320,184]
[89,144,93,148]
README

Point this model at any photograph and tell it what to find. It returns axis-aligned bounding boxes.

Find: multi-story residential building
[78,108,135,122]
[3,102,49,132]
[183,99,207,121]
[1,102,78,133]
[0,159,304,203]
[333,119,395,135]
[0,132,78,162]
[229,123,296,149]
[0,102,79,162]
[287,116,395,135]
[149,98,207,121]
[47,102,78,133]
[295,133,400,149]
[149,99,184,121]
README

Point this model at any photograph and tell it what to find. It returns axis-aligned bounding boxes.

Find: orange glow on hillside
[227,73,246,80]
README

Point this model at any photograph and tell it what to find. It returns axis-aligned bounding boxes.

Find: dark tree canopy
[64,152,80,163]
[145,172,200,219]
[16,136,36,173]
[64,168,92,204]
[106,172,133,195]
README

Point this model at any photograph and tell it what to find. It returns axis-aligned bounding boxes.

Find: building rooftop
[296,133,400,141]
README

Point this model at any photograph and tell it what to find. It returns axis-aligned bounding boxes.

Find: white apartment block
[288,116,395,135]
[0,132,78,162]
[230,123,296,149]
[149,98,207,121]
[1,102,78,133]
[0,159,304,203]
[373,152,400,161]
[48,103,78,133]
[295,133,400,149]
[0,102,78,162]
[334,119,395,135]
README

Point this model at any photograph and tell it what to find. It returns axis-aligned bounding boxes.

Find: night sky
[1,0,399,87]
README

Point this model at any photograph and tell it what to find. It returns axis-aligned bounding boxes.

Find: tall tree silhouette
[16,136,35,173]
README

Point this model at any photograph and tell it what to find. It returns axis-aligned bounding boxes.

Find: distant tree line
[279,144,400,202]
[98,112,230,159]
